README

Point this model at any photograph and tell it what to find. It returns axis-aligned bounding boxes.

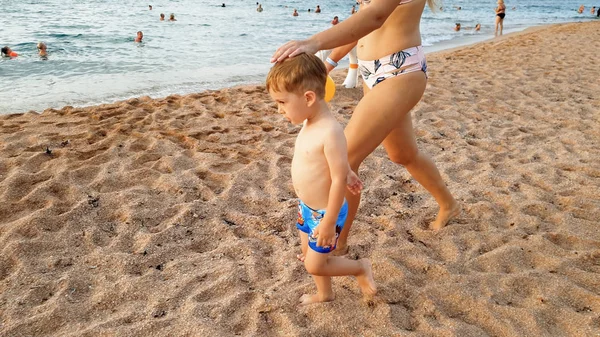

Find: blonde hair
[427,0,438,11]
[266,53,327,99]
[37,42,46,50]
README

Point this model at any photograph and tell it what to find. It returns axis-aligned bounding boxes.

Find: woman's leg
[381,108,460,230]
[499,19,504,35]
[336,71,429,252]
[495,16,500,36]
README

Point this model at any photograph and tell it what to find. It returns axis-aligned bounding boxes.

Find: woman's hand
[271,38,320,63]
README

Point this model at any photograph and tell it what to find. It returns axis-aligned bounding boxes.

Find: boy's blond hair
[266,53,327,99]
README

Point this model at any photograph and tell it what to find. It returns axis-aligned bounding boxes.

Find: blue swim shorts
[296,199,348,254]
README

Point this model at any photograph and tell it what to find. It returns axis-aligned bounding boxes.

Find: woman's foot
[356,259,377,297]
[430,201,461,230]
[299,293,335,305]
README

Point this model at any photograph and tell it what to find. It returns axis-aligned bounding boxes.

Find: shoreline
[0,21,583,116]
[1,20,599,336]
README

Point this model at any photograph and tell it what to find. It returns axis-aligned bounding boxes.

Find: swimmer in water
[37,42,48,57]
[135,31,143,43]
[1,46,18,58]
[169,13,177,21]
[160,13,165,20]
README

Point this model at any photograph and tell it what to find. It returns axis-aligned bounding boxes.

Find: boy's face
[269,89,312,125]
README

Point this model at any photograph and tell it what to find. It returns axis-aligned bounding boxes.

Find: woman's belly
[358,28,422,60]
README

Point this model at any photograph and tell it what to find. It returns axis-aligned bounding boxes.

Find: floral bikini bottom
[358,45,427,89]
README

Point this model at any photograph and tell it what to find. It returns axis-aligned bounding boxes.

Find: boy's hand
[346,169,363,195]
[312,223,336,249]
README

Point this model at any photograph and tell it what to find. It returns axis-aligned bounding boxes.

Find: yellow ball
[324,75,336,102]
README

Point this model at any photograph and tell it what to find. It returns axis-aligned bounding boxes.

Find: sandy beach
[1,21,599,336]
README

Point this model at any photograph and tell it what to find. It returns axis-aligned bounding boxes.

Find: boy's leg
[298,230,308,261]
[300,274,334,305]
[303,249,376,301]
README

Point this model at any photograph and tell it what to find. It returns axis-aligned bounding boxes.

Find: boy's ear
[304,90,317,107]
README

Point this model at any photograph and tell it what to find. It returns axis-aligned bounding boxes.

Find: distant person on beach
[169,13,177,21]
[454,23,461,31]
[475,23,481,31]
[149,5,152,10]
[266,53,376,305]
[455,6,461,10]
[308,9,311,12]
[135,31,143,42]
[597,7,600,17]
[221,3,226,7]
[351,5,356,14]
[272,0,461,258]
[315,5,321,13]
[591,6,596,14]
[37,42,48,57]
[160,13,165,20]
[331,16,339,25]
[495,0,506,36]
[257,4,263,12]
[578,5,584,14]
[293,9,298,16]
[1,46,18,58]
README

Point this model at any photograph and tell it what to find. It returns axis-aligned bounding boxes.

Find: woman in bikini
[271,0,460,256]
[495,0,506,36]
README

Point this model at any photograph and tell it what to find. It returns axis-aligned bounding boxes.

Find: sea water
[0,0,596,114]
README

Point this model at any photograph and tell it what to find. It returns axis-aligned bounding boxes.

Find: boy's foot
[430,202,461,231]
[356,259,377,297]
[299,293,335,306]
[331,244,349,256]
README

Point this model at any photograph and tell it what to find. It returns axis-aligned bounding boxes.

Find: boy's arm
[313,128,349,248]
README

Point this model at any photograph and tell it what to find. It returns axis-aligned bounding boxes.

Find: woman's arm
[325,41,358,73]
[271,0,399,62]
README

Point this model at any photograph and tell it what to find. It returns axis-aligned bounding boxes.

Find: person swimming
[135,31,143,42]
[37,42,48,57]
[160,13,165,20]
[169,13,177,21]
[257,4,263,12]
[454,23,461,31]
[1,46,18,58]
